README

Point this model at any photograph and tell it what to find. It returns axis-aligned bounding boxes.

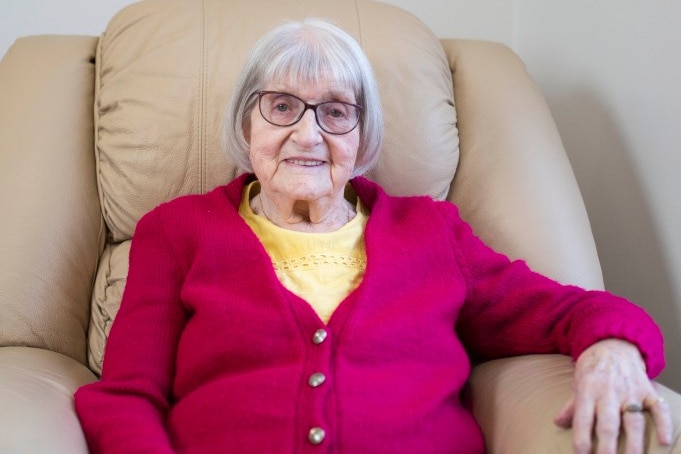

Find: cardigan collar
[224,173,385,214]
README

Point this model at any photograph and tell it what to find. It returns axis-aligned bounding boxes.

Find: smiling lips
[286,158,325,167]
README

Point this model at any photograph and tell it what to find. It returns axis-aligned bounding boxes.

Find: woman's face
[248,79,360,205]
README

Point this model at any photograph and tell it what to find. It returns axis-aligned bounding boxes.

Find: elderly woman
[75,19,671,454]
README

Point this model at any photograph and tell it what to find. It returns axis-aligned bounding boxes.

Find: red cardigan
[75,174,664,454]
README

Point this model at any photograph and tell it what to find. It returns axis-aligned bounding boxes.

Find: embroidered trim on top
[273,253,367,272]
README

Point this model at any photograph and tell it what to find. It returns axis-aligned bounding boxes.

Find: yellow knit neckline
[239,181,368,323]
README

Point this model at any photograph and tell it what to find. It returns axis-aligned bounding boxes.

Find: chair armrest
[0,35,103,364]
[469,354,681,453]
[0,347,97,453]
[441,39,604,291]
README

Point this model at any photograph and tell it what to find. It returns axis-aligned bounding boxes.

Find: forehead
[265,77,357,102]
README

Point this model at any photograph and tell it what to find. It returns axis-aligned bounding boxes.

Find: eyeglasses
[255,91,361,135]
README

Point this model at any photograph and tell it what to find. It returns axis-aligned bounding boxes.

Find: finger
[621,410,646,454]
[571,398,597,454]
[594,401,621,454]
[646,397,673,446]
[554,397,576,428]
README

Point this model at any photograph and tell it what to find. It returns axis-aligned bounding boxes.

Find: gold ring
[622,403,644,413]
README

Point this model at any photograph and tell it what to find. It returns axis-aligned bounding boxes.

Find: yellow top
[239,181,368,323]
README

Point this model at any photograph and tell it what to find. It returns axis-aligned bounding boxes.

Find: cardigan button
[308,427,326,445]
[312,329,328,344]
[308,372,326,388]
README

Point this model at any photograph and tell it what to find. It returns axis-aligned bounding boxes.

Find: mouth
[285,158,325,167]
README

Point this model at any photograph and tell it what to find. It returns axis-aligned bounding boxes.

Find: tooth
[290,159,320,166]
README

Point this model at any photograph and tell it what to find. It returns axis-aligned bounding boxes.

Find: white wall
[0,0,131,57]
[2,0,680,389]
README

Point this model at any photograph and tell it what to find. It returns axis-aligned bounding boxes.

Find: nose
[292,108,323,145]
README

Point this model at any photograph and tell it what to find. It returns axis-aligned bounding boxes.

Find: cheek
[336,135,360,167]
[251,136,281,161]
[248,120,281,160]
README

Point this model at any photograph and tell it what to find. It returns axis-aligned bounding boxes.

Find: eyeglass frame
[254,90,362,135]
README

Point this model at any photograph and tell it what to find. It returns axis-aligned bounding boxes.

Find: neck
[252,188,355,233]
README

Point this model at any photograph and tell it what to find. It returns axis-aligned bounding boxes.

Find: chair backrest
[0,35,101,365]
[0,0,603,375]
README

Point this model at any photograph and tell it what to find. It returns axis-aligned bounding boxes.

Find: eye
[263,94,301,120]
[328,108,347,119]
[323,103,350,119]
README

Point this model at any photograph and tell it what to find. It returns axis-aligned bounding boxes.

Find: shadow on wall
[551,89,681,392]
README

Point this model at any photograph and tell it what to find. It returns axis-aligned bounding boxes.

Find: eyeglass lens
[258,92,360,135]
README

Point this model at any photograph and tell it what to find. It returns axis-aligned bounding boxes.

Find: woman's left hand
[554,339,672,454]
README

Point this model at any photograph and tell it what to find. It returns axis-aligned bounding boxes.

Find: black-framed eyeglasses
[255,91,362,135]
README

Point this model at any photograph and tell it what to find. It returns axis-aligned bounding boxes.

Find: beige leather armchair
[0,0,679,452]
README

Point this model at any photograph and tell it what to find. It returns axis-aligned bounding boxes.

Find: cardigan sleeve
[437,202,666,378]
[74,207,187,453]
